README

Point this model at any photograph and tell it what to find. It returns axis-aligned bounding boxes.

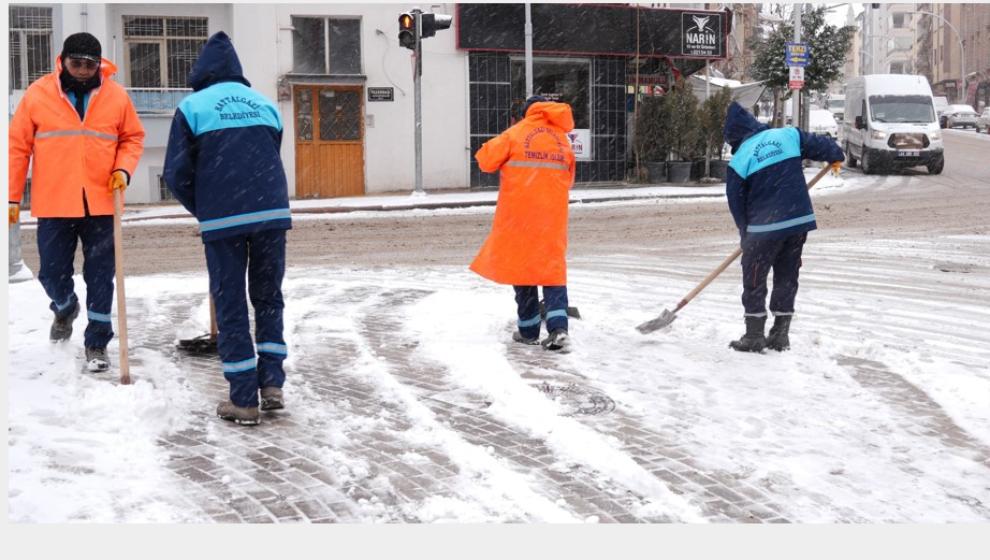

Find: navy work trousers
[740,232,807,317]
[514,285,568,340]
[36,216,115,348]
[204,229,287,408]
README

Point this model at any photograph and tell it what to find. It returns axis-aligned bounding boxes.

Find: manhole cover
[533,382,615,416]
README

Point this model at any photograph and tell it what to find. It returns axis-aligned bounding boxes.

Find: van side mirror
[855,116,865,130]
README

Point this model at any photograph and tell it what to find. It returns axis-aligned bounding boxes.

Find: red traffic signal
[398,12,416,50]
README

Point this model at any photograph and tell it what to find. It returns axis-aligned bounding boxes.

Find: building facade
[9,3,731,204]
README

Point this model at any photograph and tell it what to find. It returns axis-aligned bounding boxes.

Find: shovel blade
[177,333,218,354]
[636,309,677,334]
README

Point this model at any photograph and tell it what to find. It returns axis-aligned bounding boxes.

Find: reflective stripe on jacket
[8,57,145,218]
[470,101,576,286]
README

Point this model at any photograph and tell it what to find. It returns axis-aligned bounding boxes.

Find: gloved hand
[9,203,19,225]
[108,170,128,193]
[830,161,842,176]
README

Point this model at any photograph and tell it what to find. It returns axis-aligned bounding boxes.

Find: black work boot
[541,329,570,352]
[766,315,792,352]
[512,331,540,346]
[729,316,767,353]
[50,301,80,342]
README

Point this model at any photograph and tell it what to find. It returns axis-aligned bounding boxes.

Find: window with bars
[157,173,175,201]
[291,16,361,75]
[8,6,53,90]
[123,16,208,88]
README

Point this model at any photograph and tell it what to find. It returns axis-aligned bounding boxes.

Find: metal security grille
[123,16,208,88]
[318,89,361,140]
[158,174,175,201]
[8,6,53,90]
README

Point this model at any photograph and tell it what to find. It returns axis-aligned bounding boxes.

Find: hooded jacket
[470,101,576,286]
[724,102,843,241]
[163,32,289,242]
[8,56,145,217]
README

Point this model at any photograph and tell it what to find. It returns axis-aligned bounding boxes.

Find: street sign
[785,42,810,67]
[367,87,394,102]
[789,66,805,90]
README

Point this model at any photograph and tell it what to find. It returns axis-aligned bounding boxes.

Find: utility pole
[704,60,711,179]
[792,3,802,130]
[524,3,533,98]
[413,9,423,196]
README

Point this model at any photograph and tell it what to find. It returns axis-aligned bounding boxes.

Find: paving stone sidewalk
[118,277,989,523]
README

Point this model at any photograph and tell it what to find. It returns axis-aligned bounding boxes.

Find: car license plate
[897,150,920,157]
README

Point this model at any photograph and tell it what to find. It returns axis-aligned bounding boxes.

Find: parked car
[843,74,943,175]
[809,109,839,138]
[933,96,949,118]
[940,104,979,129]
[975,107,990,133]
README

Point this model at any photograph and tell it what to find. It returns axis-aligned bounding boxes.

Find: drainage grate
[533,382,615,416]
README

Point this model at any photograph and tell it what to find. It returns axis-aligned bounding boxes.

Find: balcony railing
[126,87,192,114]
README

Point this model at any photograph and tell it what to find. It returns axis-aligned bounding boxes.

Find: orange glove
[9,203,19,225]
[108,170,128,193]
[830,161,842,176]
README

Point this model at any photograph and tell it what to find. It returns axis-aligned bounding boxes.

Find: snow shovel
[637,164,834,334]
[177,294,218,354]
[113,189,131,384]
[539,299,582,320]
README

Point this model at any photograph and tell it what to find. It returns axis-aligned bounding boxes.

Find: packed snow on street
[8,172,990,523]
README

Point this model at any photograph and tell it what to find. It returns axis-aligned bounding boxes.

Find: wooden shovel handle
[209,294,217,338]
[113,189,130,384]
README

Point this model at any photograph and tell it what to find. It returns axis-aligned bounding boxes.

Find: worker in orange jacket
[8,32,145,372]
[470,96,577,351]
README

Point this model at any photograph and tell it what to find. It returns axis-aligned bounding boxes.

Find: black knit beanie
[61,32,102,61]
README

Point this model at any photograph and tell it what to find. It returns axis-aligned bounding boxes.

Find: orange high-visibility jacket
[8,56,145,217]
[470,102,576,286]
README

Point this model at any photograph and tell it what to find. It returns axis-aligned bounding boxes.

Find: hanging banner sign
[785,42,810,67]
[789,66,805,90]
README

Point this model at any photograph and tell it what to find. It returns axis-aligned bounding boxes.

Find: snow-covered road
[8,227,989,522]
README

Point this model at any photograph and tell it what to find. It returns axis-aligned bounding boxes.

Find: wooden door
[294,85,365,198]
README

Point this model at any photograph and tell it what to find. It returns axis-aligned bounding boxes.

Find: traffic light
[398,12,416,50]
[420,13,453,38]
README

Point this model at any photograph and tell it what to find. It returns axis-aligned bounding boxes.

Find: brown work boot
[260,387,284,410]
[216,401,260,425]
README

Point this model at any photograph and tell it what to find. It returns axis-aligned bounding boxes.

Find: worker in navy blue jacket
[723,102,843,353]
[164,31,289,425]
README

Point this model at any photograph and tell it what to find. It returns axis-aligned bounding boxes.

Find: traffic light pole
[413,10,424,196]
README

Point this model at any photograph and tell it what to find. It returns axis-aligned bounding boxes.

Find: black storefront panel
[457,3,727,60]
[468,52,627,187]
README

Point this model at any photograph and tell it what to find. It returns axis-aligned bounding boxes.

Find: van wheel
[927,156,944,175]
[861,151,874,174]
[845,143,858,168]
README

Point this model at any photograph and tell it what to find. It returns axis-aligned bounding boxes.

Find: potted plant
[633,95,670,183]
[663,78,702,183]
[699,85,734,181]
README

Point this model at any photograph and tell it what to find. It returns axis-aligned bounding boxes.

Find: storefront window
[510,58,590,128]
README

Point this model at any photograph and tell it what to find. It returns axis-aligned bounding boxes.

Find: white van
[843,75,943,175]
[827,94,845,121]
